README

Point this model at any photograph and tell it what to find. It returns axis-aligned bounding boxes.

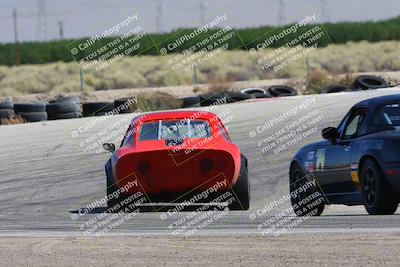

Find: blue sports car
[290,94,400,215]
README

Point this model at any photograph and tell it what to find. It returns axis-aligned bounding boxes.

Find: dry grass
[303,71,359,94]
[0,115,26,125]
[205,80,237,94]
[132,91,183,112]
[0,41,399,97]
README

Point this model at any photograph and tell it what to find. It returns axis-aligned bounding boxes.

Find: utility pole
[58,21,64,40]
[278,0,286,26]
[36,0,47,41]
[320,0,330,23]
[155,0,165,33]
[200,0,208,25]
[13,7,20,65]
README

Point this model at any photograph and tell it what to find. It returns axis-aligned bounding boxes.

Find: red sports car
[103,110,249,211]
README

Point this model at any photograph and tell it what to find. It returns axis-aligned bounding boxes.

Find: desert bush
[338,73,356,87]
[304,70,330,94]
[131,91,182,112]
[206,80,236,94]
[0,41,399,96]
[0,115,26,125]
[304,71,360,94]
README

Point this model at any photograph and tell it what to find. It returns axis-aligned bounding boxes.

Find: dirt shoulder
[7,71,400,104]
[1,233,399,266]
[7,77,288,104]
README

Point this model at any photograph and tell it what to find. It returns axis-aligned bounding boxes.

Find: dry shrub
[285,78,306,94]
[337,73,356,87]
[206,78,236,94]
[131,91,182,112]
[385,76,400,86]
[192,86,202,94]
[304,70,356,94]
[0,115,26,125]
[304,70,330,95]
[1,41,399,97]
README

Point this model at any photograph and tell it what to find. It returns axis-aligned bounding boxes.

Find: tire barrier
[82,102,115,117]
[14,103,46,113]
[268,85,298,97]
[46,101,78,114]
[0,100,14,120]
[353,75,389,90]
[250,92,273,98]
[199,92,252,106]
[54,111,82,119]
[321,85,350,94]
[18,112,48,122]
[50,95,80,104]
[227,92,253,102]
[1,74,391,125]
[0,100,13,110]
[46,101,81,120]
[180,96,201,108]
[240,87,267,95]
[0,109,15,119]
[199,93,225,106]
[114,98,136,114]
[50,95,81,112]
[13,103,48,123]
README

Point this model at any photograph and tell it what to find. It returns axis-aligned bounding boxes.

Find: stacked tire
[114,97,136,114]
[321,85,351,94]
[319,75,389,94]
[240,86,298,98]
[180,96,201,108]
[353,75,389,90]
[14,103,47,122]
[0,100,15,122]
[240,87,272,99]
[199,92,252,106]
[46,98,82,120]
[82,102,115,117]
[268,85,297,97]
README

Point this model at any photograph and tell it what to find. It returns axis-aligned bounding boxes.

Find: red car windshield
[139,119,211,141]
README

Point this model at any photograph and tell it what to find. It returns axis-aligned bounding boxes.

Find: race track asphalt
[0,87,399,237]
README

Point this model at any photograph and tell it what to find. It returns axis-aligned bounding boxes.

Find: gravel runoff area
[1,233,399,266]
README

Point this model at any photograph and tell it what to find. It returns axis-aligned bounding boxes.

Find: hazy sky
[0,0,399,43]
